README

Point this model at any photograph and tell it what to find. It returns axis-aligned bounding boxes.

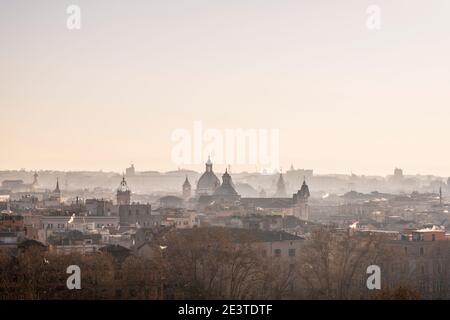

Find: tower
[54,178,60,193]
[31,171,39,190]
[52,178,61,203]
[182,176,191,199]
[126,163,135,176]
[117,175,131,205]
[274,173,287,197]
[293,178,310,220]
[205,156,213,173]
[439,186,443,207]
[393,168,404,181]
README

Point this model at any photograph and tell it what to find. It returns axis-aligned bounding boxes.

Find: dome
[212,170,240,205]
[213,182,238,196]
[196,158,220,195]
[197,172,220,193]
[214,170,238,196]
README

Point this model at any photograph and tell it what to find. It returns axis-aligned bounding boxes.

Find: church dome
[197,173,220,192]
[196,157,220,195]
[214,177,238,196]
[213,170,240,204]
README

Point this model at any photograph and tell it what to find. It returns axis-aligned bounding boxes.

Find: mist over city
[1,0,449,311]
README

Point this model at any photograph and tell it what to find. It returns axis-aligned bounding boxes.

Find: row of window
[43,223,116,229]
[262,248,296,257]
[404,246,427,256]
[127,209,151,216]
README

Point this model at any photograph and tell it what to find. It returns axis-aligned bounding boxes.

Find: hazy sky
[1,0,450,175]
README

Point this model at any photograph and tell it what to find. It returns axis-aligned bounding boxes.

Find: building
[182,176,191,199]
[0,231,23,249]
[240,198,294,216]
[85,198,115,216]
[411,226,448,241]
[286,164,313,189]
[293,179,310,220]
[239,179,311,220]
[9,194,38,211]
[394,168,404,179]
[118,203,160,227]
[126,163,136,177]
[117,176,131,205]
[0,213,24,230]
[212,170,241,205]
[42,179,62,208]
[196,157,220,196]
[159,196,184,209]
[23,214,120,244]
[162,211,200,229]
[1,180,24,190]
[274,173,287,197]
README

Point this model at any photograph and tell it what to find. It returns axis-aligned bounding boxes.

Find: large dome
[196,157,220,195]
[197,172,220,191]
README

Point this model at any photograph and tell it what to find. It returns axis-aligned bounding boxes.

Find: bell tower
[182,176,191,199]
[274,172,287,197]
[293,178,310,220]
[117,175,131,205]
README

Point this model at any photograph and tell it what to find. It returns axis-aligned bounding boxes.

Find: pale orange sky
[1,0,450,175]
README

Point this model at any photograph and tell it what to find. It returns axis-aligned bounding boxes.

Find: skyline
[2,1,450,306]
[1,163,449,179]
[2,1,450,175]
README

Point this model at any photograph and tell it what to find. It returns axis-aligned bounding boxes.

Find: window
[420,247,424,256]
[274,249,282,257]
[288,249,296,257]
[432,234,436,241]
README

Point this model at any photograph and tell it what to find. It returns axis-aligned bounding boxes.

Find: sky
[1,0,450,175]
